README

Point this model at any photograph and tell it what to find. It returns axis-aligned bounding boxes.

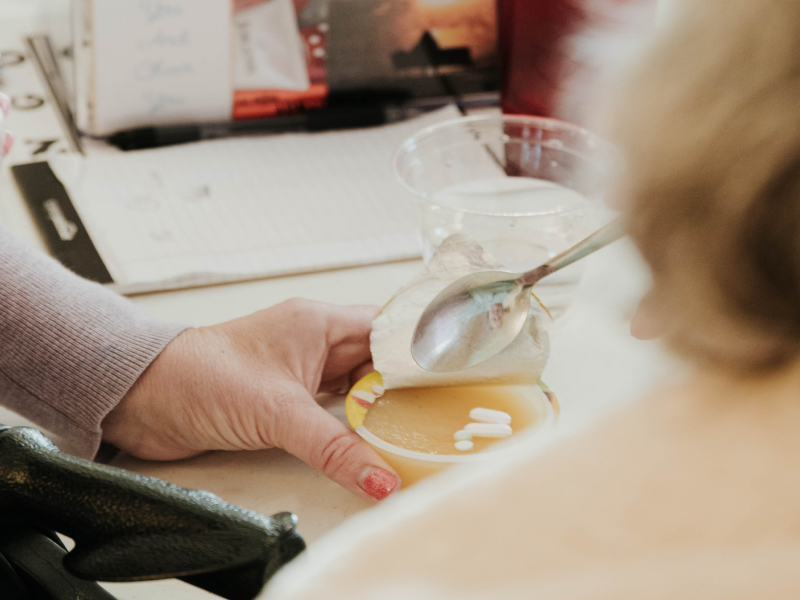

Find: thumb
[630,290,668,340]
[276,391,401,501]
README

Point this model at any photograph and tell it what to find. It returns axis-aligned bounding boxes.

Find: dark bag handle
[0,523,118,600]
[0,426,305,600]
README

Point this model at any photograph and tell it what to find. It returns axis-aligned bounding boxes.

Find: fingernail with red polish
[360,467,398,501]
[3,131,15,156]
[0,93,10,115]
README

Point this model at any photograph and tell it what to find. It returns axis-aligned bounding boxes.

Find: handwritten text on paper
[91,0,231,134]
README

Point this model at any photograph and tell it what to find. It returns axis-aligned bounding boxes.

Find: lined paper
[49,107,461,293]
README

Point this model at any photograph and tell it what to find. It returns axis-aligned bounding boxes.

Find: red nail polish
[361,468,397,501]
[0,93,10,115]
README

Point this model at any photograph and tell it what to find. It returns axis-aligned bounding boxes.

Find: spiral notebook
[12,106,460,294]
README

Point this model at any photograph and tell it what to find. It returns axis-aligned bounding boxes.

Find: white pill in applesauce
[469,407,511,425]
[455,440,474,451]
[371,385,385,397]
[351,390,376,404]
[454,430,473,441]
[464,423,512,438]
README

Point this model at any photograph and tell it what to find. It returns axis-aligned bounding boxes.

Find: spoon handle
[516,219,625,287]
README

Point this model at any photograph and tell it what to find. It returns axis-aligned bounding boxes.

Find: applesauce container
[346,372,558,486]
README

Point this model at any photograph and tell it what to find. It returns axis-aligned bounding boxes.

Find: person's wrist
[102,327,200,459]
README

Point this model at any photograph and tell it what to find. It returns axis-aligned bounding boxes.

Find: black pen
[106,104,426,151]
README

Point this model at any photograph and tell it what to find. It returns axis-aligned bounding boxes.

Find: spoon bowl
[410,271,532,372]
[411,220,624,372]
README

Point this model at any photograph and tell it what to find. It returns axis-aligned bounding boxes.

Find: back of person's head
[613,0,800,368]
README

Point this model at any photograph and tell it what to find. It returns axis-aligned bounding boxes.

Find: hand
[630,290,668,340]
[102,299,400,501]
[0,92,15,162]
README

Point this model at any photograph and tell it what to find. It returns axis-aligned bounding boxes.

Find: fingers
[317,360,375,394]
[2,131,14,157]
[318,372,352,394]
[352,360,376,384]
[274,389,400,501]
[324,304,380,346]
[0,92,13,160]
[630,291,668,340]
[320,304,380,382]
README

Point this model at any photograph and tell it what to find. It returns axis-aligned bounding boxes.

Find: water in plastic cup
[394,115,614,318]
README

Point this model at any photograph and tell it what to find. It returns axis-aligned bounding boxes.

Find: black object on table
[0,425,305,600]
[106,104,424,151]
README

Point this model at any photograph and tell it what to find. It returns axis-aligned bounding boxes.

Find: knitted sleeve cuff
[0,226,188,458]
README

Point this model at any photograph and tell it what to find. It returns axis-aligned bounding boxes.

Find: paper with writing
[91,0,232,135]
[48,106,462,294]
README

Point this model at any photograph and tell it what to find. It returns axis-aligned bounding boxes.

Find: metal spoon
[411,219,625,372]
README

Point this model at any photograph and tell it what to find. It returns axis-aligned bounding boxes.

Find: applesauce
[346,372,556,486]
[363,385,539,455]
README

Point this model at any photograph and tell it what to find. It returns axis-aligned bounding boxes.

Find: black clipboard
[11,161,113,285]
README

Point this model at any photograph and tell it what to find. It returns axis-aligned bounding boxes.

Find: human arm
[0,225,186,458]
[2,94,174,456]
[103,300,400,501]
[0,228,398,500]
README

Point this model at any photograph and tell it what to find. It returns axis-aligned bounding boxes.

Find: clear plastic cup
[394,115,614,317]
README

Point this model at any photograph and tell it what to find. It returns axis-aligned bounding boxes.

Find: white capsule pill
[464,423,512,438]
[351,390,376,405]
[454,429,473,441]
[455,440,474,451]
[371,385,385,397]
[469,407,511,425]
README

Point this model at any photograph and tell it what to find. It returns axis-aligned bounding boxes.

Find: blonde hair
[614,0,800,368]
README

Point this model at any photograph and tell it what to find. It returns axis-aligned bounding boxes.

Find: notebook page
[49,106,461,293]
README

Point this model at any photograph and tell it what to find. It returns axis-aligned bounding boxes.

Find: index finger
[320,305,380,382]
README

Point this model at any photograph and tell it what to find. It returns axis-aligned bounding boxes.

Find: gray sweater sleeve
[0,225,187,459]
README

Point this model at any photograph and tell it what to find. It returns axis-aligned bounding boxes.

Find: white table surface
[0,6,680,598]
